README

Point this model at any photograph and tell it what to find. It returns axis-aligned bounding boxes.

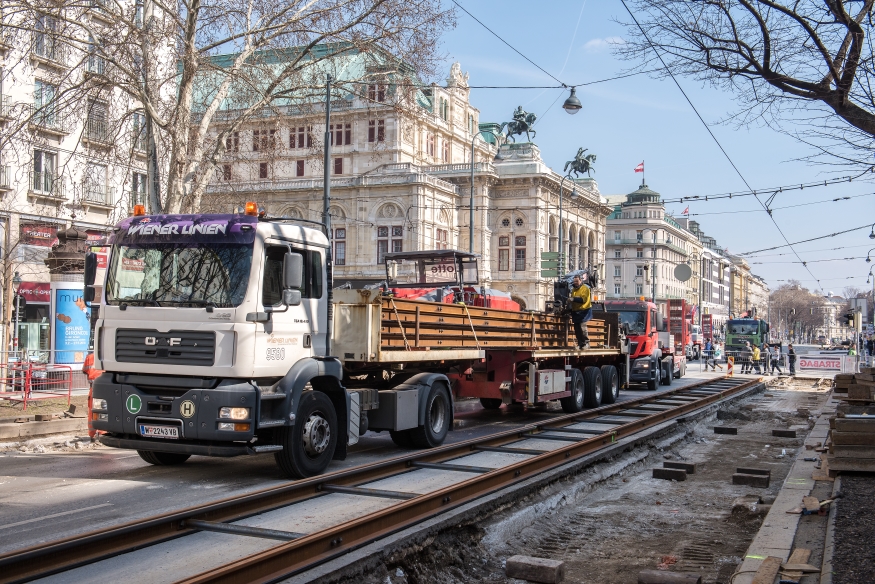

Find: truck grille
[115,329,216,366]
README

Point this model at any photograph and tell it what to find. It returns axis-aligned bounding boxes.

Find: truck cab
[601,300,682,390]
[88,210,454,478]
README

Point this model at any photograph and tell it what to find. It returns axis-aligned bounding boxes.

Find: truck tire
[661,360,673,386]
[646,359,659,391]
[583,366,603,408]
[410,383,452,448]
[600,365,619,404]
[479,398,503,410]
[390,429,414,448]
[274,391,338,479]
[675,360,685,379]
[560,368,585,413]
[137,451,190,466]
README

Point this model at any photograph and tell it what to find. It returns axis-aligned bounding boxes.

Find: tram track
[0,375,761,584]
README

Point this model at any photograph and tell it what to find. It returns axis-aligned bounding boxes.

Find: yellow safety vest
[570,284,591,311]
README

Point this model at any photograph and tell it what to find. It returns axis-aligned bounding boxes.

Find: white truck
[88,210,627,478]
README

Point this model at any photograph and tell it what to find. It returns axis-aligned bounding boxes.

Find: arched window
[548,217,557,253]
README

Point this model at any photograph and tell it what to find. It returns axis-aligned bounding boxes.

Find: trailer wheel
[675,361,684,379]
[661,360,673,386]
[389,429,414,448]
[479,398,503,410]
[274,391,337,479]
[600,365,619,404]
[560,369,585,413]
[582,367,603,408]
[410,383,452,448]
[137,451,190,466]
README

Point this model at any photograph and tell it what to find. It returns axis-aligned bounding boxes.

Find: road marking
[0,503,113,530]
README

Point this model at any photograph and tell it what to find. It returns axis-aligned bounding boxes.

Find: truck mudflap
[390,372,455,430]
[99,434,252,457]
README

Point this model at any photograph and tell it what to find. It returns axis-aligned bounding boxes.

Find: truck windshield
[611,310,647,334]
[727,321,759,335]
[105,243,253,308]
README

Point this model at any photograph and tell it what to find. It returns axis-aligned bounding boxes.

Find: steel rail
[179,377,759,584]
[0,376,759,584]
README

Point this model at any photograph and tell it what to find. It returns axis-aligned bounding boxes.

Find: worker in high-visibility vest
[83,352,104,439]
[568,274,592,349]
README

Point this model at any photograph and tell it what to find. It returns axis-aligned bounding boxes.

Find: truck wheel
[137,451,190,465]
[583,366,603,408]
[661,360,673,386]
[560,369,585,413]
[646,360,659,391]
[600,365,619,404]
[274,391,337,479]
[675,361,684,379]
[390,429,414,448]
[410,383,452,448]
[479,398,503,410]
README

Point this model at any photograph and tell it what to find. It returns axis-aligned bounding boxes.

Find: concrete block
[733,473,770,488]
[663,461,696,474]
[830,445,875,458]
[736,467,771,478]
[506,555,565,583]
[0,418,88,440]
[827,455,875,472]
[653,468,687,481]
[714,426,737,435]
[772,429,797,438]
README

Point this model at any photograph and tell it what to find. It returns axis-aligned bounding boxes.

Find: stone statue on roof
[447,62,469,87]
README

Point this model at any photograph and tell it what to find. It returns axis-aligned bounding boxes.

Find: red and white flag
[682,206,689,215]
[634,161,644,173]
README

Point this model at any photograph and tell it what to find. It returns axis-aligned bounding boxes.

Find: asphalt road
[0,367,735,555]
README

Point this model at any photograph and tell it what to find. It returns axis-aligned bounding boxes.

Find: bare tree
[770,281,828,342]
[1,0,453,213]
[616,1,875,170]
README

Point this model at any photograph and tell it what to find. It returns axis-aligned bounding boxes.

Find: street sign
[541,252,561,260]
[540,251,564,278]
[540,269,559,278]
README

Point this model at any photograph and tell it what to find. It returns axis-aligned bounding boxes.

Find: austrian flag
[634,162,644,173]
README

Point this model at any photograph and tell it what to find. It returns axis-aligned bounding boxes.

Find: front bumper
[91,373,258,448]
[99,434,253,457]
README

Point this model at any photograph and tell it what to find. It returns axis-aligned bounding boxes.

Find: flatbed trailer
[334,290,630,413]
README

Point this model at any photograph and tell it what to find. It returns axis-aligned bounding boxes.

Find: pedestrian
[567,274,592,350]
[868,337,875,366]
[82,351,104,440]
[788,343,797,375]
[740,342,752,374]
[704,339,713,364]
[751,343,762,374]
[848,344,857,356]
[709,342,724,371]
[770,344,783,376]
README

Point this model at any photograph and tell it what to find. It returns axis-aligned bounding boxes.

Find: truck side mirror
[283,252,303,290]
[83,287,96,303]
[655,313,664,332]
[84,252,97,286]
[283,289,301,306]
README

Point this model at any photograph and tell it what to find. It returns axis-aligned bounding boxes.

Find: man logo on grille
[180,400,196,418]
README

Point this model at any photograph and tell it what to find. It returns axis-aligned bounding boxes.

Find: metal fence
[695,348,859,376]
[0,355,74,410]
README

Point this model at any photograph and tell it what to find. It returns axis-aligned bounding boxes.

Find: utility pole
[142,0,162,213]
[323,74,333,358]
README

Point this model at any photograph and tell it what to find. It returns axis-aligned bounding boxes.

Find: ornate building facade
[204,60,610,310]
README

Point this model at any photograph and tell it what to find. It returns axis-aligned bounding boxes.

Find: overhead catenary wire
[619,0,824,291]
[736,223,875,256]
[673,192,875,217]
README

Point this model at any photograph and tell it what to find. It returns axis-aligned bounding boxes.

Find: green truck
[725,318,770,354]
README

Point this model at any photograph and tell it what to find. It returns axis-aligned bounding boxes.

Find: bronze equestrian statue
[564,147,596,177]
[501,106,537,142]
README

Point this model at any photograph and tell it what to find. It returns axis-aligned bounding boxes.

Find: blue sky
[438,0,875,296]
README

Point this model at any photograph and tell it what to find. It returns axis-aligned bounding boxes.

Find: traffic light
[13,295,26,320]
[844,312,856,327]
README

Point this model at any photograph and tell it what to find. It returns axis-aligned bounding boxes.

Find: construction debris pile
[827,367,875,475]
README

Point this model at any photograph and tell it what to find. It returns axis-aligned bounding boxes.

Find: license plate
[139,424,179,439]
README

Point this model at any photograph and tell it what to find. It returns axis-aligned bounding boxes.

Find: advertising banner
[703,314,713,341]
[20,223,58,247]
[17,281,51,304]
[53,287,91,365]
[798,356,842,371]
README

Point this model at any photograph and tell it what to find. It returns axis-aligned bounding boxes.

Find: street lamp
[688,252,703,338]
[866,247,875,262]
[870,222,875,239]
[562,87,582,115]
[558,172,578,276]
[469,128,500,253]
[12,271,22,357]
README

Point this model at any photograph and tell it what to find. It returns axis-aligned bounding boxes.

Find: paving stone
[714,426,738,435]
[733,473,770,488]
[506,555,565,583]
[663,461,696,474]
[653,468,687,481]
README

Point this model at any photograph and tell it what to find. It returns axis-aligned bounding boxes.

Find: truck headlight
[93,399,108,411]
[219,407,250,420]
[634,358,650,369]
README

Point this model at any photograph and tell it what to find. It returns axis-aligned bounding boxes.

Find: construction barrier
[727,356,734,377]
[0,360,73,410]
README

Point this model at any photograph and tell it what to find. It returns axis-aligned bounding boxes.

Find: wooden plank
[783,548,812,582]
[752,556,782,584]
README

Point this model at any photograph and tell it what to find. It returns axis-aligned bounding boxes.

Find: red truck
[600,299,688,390]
